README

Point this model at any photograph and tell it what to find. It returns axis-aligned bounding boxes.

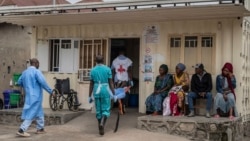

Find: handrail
[0,0,243,15]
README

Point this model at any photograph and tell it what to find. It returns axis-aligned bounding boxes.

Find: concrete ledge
[0,108,84,126]
[137,115,244,141]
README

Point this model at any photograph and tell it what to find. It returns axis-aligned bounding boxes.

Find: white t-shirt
[112,55,132,82]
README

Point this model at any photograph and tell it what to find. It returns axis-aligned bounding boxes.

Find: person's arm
[36,70,53,94]
[190,75,197,93]
[159,75,174,93]
[89,80,94,97]
[205,73,213,92]
[230,74,236,89]
[108,68,115,95]
[17,74,23,87]
[108,78,115,95]
[216,75,223,94]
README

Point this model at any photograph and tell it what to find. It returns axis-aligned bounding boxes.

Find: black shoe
[99,116,107,135]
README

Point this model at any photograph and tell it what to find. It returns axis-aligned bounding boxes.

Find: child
[110,86,131,102]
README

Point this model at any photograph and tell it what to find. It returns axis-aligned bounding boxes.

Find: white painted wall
[36,18,246,116]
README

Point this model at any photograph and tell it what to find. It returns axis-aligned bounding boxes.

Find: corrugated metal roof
[0,0,70,6]
[0,0,15,6]
[0,0,249,26]
[77,0,103,3]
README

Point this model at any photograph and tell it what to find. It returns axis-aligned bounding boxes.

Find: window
[170,37,181,47]
[78,39,107,81]
[169,35,215,74]
[201,36,213,47]
[49,39,79,73]
[170,37,181,71]
[185,36,197,47]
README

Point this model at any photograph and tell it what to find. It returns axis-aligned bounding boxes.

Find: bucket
[2,90,21,109]
[9,93,20,108]
[128,94,139,107]
[13,73,22,86]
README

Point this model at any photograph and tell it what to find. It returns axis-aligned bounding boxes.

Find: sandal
[229,115,234,120]
[214,114,220,118]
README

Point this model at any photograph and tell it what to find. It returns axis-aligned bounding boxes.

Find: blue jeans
[188,92,213,111]
[20,116,44,131]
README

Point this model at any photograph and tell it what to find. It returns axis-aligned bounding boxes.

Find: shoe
[187,111,195,117]
[206,112,211,118]
[16,129,30,137]
[36,128,46,134]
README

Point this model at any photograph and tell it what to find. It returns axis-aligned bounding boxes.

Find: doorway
[110,38,140,109]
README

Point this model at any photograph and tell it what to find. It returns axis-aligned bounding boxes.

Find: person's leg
[187,92,197,117]
[227,93,236,119]
[17,119,33,137]
[95,98,102,120]
[99,96,110,135]
[145,94,153,113]
[152,94,162,115]
[204,92,212,118]
[214,93,224,118]
[177,91,184,114]
[36,116,46,133]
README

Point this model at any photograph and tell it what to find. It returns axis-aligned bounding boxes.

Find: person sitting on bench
[187,63,213,118]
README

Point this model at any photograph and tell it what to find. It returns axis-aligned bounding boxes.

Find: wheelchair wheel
[68,94,79,112]
[0,98,3,110]
[49,89,59,111]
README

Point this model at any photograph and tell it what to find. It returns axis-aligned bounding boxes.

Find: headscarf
[159,64,168,74]
[176,63,186,71]
[221,62,235,99]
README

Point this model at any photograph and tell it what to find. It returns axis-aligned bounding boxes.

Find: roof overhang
[0,0,250,26]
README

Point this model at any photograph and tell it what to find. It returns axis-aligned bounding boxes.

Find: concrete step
[0,108,84,126]
[137,115,244,141]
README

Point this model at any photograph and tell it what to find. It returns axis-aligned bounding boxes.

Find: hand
[52,93,56,97]
[199,92,206,98]
[88,97,93,103]
[228,72,234,78]
[223,94,228,101]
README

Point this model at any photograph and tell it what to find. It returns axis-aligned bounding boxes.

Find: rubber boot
[98,119,101,131]
[99,116,107,135]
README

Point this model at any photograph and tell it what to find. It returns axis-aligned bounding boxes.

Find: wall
[36,18,244,114]
[0,23,31,100]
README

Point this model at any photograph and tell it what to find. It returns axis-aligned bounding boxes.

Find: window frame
[78,38,108,82]
[168,34,216,74]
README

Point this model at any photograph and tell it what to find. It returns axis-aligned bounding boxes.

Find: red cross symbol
[117,65,125,74]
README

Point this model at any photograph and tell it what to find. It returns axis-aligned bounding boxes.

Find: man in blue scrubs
[16,58,54,137]
[89,55,115,136]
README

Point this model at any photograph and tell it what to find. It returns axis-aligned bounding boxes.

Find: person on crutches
[88,55,115,136]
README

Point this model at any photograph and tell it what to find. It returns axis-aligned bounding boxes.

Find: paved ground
[0,108,249,141]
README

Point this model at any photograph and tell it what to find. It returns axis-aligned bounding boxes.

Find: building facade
[0,0,250,122]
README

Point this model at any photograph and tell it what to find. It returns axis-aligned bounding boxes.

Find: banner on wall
[144,25,159,44]
[143,55,153,81]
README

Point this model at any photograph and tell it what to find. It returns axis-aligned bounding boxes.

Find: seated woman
[170,63,189,115]
[145,64,174,115]
[214,63,238,120]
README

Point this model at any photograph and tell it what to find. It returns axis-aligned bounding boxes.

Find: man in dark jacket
[187,63,213,118]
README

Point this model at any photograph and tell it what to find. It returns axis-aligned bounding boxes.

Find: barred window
[78,39,107,81]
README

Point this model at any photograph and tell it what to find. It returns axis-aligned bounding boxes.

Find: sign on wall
[144,25,159,44]
[143,54,153,81]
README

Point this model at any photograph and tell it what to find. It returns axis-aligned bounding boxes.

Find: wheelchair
[49,77,80,112]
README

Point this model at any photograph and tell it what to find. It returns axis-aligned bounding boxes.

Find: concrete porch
[0,108,84,126]
[137,115,244,141]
